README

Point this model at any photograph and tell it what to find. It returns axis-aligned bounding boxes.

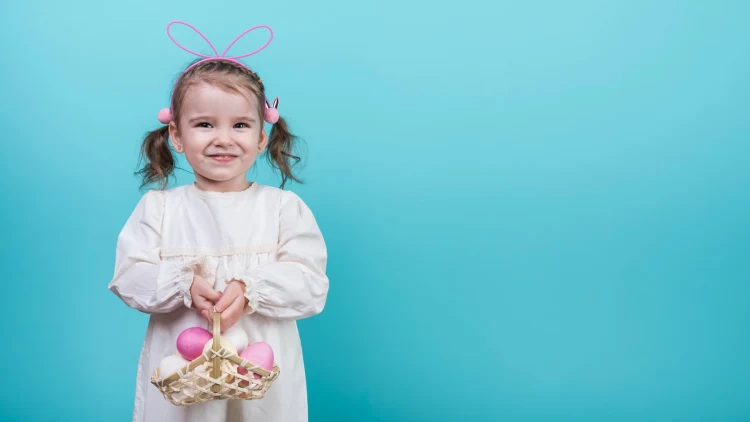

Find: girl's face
[169,81,267,192]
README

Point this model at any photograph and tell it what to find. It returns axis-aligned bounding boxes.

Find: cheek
[240,133,261,153]
[181,133,210,154]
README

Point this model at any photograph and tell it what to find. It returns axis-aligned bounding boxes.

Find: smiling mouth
[208,154,238,163]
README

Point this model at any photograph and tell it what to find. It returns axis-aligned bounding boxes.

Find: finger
[201,309,212,323]
[195,279,223,303]
[214,288,238,313]
[220,295,246,333]
[203,287,222,304]
[229,293,246,314]
[192,295,213,312]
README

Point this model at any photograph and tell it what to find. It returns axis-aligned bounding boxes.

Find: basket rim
[153,353,280,387]
[151,360,280,405]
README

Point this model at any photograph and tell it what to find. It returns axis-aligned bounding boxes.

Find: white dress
[108,182,329,422]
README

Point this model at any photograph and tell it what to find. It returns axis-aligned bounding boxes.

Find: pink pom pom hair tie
[264,97,279,124]
[157,20,280,125]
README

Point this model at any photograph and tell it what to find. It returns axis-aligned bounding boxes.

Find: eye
[196,122,213,128]
[234,122,251,129]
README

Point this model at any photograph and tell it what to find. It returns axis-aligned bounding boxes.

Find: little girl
[108,21,329,422]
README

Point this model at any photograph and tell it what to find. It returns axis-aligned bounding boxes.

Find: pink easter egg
[238,342,274,382]
[176,327,212,361]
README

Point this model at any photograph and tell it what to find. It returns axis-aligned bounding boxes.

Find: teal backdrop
[1,1,748,420]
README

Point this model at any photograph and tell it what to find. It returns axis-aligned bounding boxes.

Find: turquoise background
[1,0,749,420]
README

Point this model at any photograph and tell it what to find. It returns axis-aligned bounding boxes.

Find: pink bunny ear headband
[157,20,280,125]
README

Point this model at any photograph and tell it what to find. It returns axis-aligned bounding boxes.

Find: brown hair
[136,59,302,190]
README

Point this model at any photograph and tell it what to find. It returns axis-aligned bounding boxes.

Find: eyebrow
[187,115,258,124]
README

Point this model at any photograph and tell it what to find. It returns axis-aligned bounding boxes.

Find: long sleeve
[240,191,330,320]
[108,190,194,314]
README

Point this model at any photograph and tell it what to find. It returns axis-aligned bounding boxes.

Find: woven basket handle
[212,311,221,350]
[210,311,222,392]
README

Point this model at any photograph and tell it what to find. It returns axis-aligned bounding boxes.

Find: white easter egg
[158,353,189,380]
[222,325,249,353]
[202,336,238,356]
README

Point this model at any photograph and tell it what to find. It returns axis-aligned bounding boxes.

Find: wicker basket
[151,312,281,406]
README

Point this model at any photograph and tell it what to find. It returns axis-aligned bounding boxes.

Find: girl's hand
[190,274,222,323]
[211,280,248,333]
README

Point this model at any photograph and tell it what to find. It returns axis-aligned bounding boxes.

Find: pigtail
[136,125,175,190]
[267,116,302,189]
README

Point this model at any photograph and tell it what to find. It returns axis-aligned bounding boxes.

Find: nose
[212,128,235,147]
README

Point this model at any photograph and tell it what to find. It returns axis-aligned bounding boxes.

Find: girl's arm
[108,191,195,314]
[239,191,330,320]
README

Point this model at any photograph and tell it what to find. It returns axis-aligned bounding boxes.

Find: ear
[258,128,269,152]
[168,121,183,153]
[264,98,271,109]
[272,97,279,108]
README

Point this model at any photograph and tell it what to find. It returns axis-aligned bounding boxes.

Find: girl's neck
[193,176,252,193]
